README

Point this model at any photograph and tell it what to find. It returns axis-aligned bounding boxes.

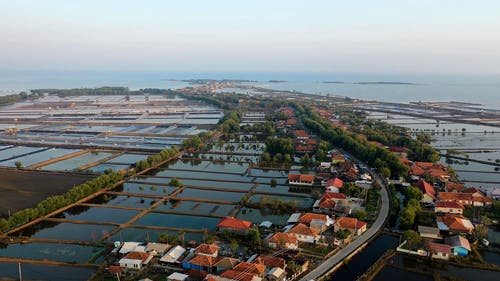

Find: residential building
[415,179,436,203]
[417,225,441,239]
[287,223,321,243]
[445,235,471,257]
[145,242,171,256]
[160,245,186,264]
[118,251,153,270]
[435,201,464,214]
[334,217,367,236]
[217,217,253,235]
[233,262,266,277]
[437,214,474,234]
[288,174,314,186]
[265,232,298,250]
[195,243,219,257]
[214,257,240,273]
[183,254,217,271]
[427,243,452,260]
[167,272,189,281]
[298,213,333,230]
[324,178,343,193]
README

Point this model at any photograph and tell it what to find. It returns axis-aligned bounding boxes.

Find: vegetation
[388,184,401,226]
[169,178,182,187]
[403,230,423,249]
[14,161,23,168]
[399,187,423,229]
[0,91,35,106]
[336,229,351,239]
[293,103,409,178]
[262,137,294,163]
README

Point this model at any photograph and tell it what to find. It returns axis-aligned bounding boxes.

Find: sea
[0,70,499,109]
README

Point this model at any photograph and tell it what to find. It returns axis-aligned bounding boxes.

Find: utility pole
[18,262,22,281]
[115,272,121,281]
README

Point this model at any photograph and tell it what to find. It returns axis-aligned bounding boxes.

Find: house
[195,243,219,257]
[445,235,471,257]
[437,214,474,234]
[118,251,153,270]
[233,262,266,277]
[186,269,208,281]
[445,182,465,192]
[293,130,309,140]
[415,179,436,203]
[312,192,347,214]
[287,223,321,243]
[427,242,452,260]
[217,217,253,235]
[214,257,240,272]
[295,145,314,154]
[145,242,171,256]
[334,217,367,236]
[118,242,144,254]
[183,254,217,271]
[298,213,333,230]
[160,245,186,264]
[288,174,314,186]
[331,153,346,164]
[324,178,343,193]
[254,255,286,270]
[491,188,500,200]
[438,192,473,206]
[435,201,464,214]
[417,225,441,239]
[167,272,189,281]
[265,232,299,250]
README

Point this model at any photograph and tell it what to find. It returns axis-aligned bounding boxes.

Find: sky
[1,0,500,75]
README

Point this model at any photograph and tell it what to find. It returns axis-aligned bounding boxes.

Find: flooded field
[42,151,115,171]
[0,263,95,281]
[0,242,100,263]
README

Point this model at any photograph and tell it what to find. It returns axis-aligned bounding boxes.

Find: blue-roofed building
[445,235,471,257]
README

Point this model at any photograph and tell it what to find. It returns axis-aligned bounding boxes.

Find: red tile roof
[108,265,123,274]
[233,262,266,275]
[435,201,464,209]
[288,173,315,182]
[438,192,473,202]
[221,270,257,281]
[445,182,465,192]
[298,213,328,225]
[267,232,298,245]
[217,217,252,230]
[122,251,151,262]
[416,179,436,199]
[335,217,367,230]
[289,223,320,236]
[322,192,347,200]
[195,243,219,255]
[188,255,218,267]
[464,187,484,196]
[438,214,474,232]
[325,178,344,188]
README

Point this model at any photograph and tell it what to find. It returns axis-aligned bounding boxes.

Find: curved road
[299,171,389,281]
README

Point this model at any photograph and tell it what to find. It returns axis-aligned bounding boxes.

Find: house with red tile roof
[334,217,367,236]
[254,255,286,270]
[217,270,262,281]
[427,242,452,260]
[118,251,153,270]
[195,243,219,257]
[437,214,474,234]
[288,174,314,186]
[183,254,218,271]
[438,192,473,206]
[331,153,346,164]
[214,257,240,273]
[293,130,309,139]
[313,192,348,214]
[415,179,436,203]
[435,201,464,214]
[324,178,343,193]
[265,232,298,250]
[217,217,253,235]
[445,182,465,192]
[295,145,314,154]
[298,212,333,231]
[287,223,321,243]
[233,262,266,277]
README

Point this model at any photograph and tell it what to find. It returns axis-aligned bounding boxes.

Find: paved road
[299,171,389,281]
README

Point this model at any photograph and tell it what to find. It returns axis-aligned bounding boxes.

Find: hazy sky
[1,0,500,74]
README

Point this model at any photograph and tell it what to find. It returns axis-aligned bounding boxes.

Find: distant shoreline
[323,81,419,85]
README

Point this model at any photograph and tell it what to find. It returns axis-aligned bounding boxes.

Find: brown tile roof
[445,182,465,192]
[335,217,367,230]
[416,179,436,199]
[464,187,484,196]
[428,242,452,254]
[438,192,473,202]
[195,243,219,255]
[217,217,252,230]
[325,178,344,188]
[289,223,320,236]
[267,232,298,245]
[322,192,347,200]
[288,173,315,182]
[186,269,208,280]
[214,257,240,270]
[298,213,328,225]
[254,255,286,269]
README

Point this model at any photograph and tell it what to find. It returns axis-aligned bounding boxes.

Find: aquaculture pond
[254,184,306,195]
[106,228,203,243]
[154,200,236,217]
[0,242,100,263]
[373,266,433,281]
[122,182,178,196]
[42,151,115,171]
[236,207,289,226]
[0,146,47,161]
[132,177,254,191]
[55,206,140,224]
[22,221,116,242]
[165,159,250,174]
[329,234,398,281]
[89,194,160,209]
[133,213,220,230]
[174,188,245,202]
[86,163,130,173]
[107,153,150,163]
[0,148,79,167]
[0,263,95,281]
[155,169,254,182]
[198,153,260,163]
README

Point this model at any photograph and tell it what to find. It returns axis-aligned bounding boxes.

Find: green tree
[169,178,181,187]
[400,207,416,229]
[15,161,23,168]
[270,179,277,187]
[403,230,422,249]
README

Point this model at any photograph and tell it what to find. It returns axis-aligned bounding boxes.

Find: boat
[482,238,490,246]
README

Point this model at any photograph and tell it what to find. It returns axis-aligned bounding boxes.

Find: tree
[300,154,310,166]
[230,239,239,253]
[336,229,351,239]
[247,227,261,246]
[403,230,422,249]
[352,209,367,221]
[270,179,277,187]
[169,178,181,187]
[15,161,23,169]
[400,207,416,229]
